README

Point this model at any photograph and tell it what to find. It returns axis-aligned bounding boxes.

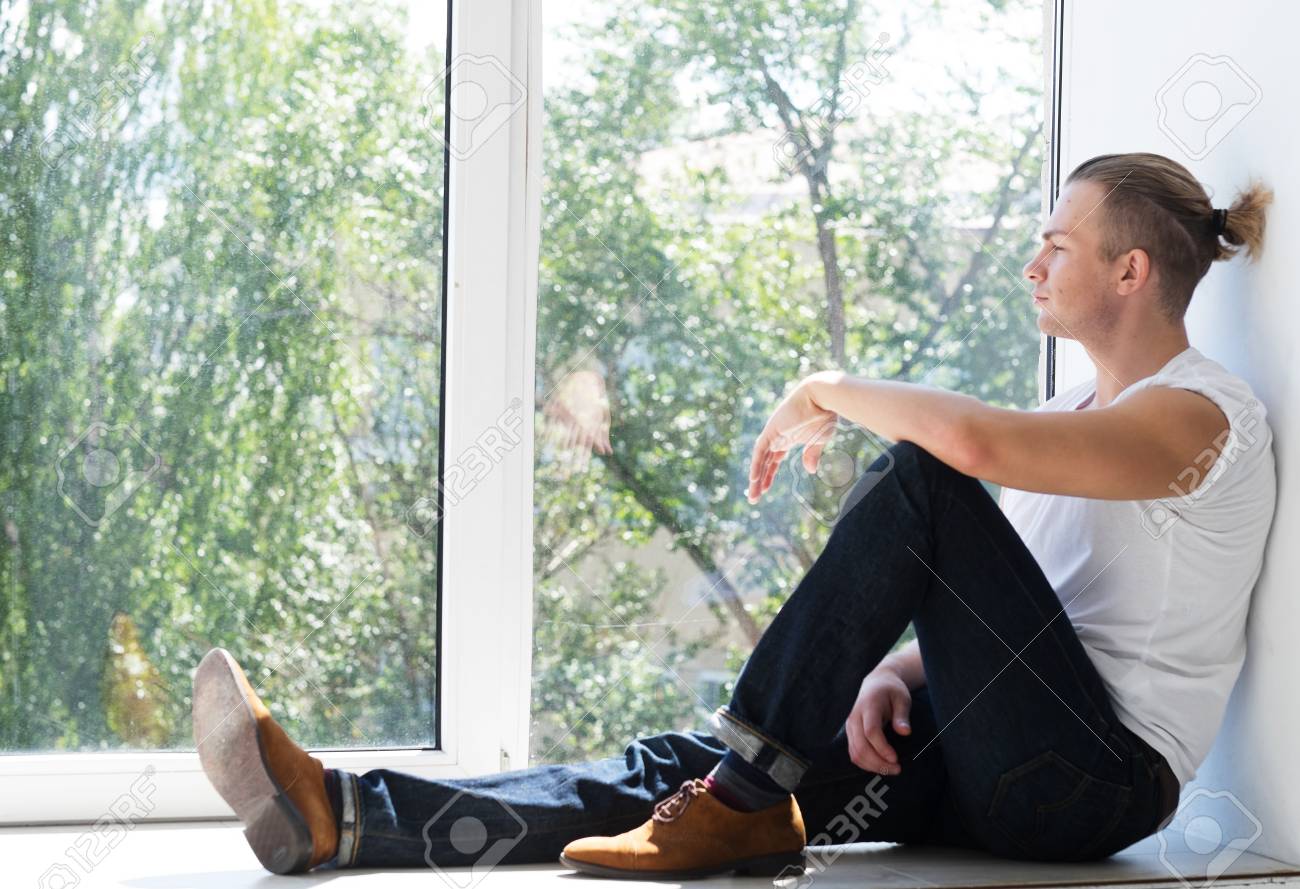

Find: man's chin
[1034,319,1066,340]
[1036,315,1074,340]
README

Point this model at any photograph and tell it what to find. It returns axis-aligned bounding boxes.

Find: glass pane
[0,0,448,752]
[532,0,1045,763]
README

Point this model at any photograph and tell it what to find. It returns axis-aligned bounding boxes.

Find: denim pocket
[986,750,1132,861]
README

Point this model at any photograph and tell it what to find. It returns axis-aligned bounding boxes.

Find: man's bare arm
[801,373,988,477]
[803,371,1230,501]
[879,639,925,690]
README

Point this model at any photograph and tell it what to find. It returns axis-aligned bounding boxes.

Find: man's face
[1022,180,1123,340]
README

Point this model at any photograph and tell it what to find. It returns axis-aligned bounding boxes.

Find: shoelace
[652,778,709,823]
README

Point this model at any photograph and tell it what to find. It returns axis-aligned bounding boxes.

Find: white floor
[7,820,1299,889]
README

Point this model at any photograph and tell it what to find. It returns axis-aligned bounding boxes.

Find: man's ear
[1115,247,1152,296]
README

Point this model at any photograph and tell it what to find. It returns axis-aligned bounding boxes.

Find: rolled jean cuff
[335,770,361,868]
[709,706,809,791]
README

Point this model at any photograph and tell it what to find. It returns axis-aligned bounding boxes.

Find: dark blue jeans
[330,442,1176,870]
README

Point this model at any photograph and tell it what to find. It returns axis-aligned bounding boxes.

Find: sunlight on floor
[7,821,1299,889]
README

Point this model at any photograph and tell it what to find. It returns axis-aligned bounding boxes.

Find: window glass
[531,0,1045,763]
[0,0,448,752]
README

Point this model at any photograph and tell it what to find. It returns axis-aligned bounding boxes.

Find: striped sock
[704,751,791,812]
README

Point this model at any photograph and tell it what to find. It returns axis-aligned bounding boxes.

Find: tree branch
[602,448,762,647]
[896,124,1040,379]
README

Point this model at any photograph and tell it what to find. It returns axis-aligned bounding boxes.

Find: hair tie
[1212,207,1229,236]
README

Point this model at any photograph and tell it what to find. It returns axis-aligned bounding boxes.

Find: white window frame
[1043,0,1085,399]
[0,0,542,824]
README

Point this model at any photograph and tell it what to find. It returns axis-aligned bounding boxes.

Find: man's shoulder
[1148,349,1272,441]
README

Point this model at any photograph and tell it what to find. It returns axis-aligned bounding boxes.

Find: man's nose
[1023,249,1046,282]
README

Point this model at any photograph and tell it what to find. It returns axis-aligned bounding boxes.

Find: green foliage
[1,0,1044,764]
[530,0,1044,762]
[1,0,441,750]
[530,559,715,760]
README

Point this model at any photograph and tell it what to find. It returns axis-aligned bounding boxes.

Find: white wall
[1056,0,1298,864]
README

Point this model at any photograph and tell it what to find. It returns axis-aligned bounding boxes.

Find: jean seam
[985,749,1133,860]
[716,707,811,766]
[348,774,364,863]
[711,706,810,790]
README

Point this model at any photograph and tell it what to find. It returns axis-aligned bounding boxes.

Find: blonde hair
[1065,152,1273,319]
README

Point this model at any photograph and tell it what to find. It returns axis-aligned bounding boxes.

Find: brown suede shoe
[192,648,339,874]
[560,778,806,879]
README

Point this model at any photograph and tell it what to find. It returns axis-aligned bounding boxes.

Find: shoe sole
[192,649,314,875]
[559,850,805,880]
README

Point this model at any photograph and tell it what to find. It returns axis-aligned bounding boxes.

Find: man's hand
[846,663,913,775]
[747,373,840,504]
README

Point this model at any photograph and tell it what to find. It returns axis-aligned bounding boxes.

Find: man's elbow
[942,412,998,480]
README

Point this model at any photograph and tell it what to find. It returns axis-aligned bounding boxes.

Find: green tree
[1,0,444,750]
[1,0,1046,767]
[530,0,1045,762]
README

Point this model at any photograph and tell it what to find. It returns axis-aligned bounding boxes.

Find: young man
[192,152,1276,877]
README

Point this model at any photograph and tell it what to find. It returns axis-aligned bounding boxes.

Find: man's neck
[1083,327,1191,408]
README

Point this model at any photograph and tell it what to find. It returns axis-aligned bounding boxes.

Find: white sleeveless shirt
[998,346,1276,786]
